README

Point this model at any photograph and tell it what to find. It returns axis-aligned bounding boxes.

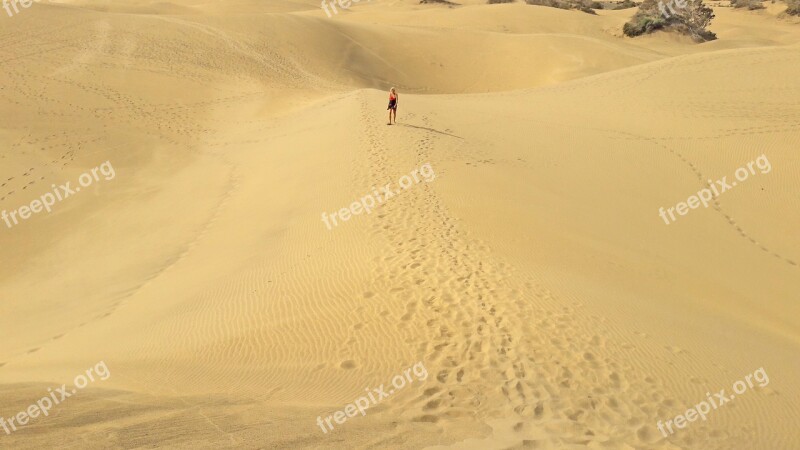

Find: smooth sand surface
[1,0,799,448]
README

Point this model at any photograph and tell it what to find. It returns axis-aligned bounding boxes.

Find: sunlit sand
[1,0,798,448]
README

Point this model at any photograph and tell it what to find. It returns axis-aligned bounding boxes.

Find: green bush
[786,0,800,14]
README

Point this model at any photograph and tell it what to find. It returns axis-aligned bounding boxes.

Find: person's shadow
[396,123,463,139]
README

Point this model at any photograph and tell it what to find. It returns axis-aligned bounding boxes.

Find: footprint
[422,399,442,411]
[340,360,357,370]
[423,387,441,397]
[412,414,439,423]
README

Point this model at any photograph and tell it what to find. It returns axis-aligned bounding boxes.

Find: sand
[1,0,798,448]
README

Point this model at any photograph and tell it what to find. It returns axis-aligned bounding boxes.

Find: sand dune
[1,0,798,448]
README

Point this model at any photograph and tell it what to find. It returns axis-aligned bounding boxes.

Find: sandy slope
[1,0,799,449]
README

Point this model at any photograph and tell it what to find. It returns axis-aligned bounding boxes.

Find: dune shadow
[396,123,463,139]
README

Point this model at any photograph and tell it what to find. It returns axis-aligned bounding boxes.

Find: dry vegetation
[624,0,716,41]
[730,0,765,9]
[612,0,640,9]
[421,0,461,5]
[525,0,600,14]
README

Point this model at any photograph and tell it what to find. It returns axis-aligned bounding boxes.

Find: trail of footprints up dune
[346,92,750,449]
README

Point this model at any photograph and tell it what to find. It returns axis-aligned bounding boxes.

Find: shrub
[614,0,639,9]
[526,0,566,8]
[525,0,600,12]
[623,0,716,41]
[623,15,668,36]
[730,0,764,9]
[786,0,800,14]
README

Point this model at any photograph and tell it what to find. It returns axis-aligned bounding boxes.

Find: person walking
[387,87,398,125]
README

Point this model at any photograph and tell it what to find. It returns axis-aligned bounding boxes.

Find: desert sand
[1,0,799,448]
